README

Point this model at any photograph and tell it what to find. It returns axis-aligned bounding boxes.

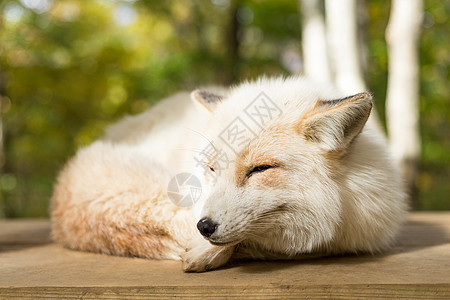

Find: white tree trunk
[299,0,331,82]
[385,0,422,199]
[325,0,381,129]
[325,0,365,94]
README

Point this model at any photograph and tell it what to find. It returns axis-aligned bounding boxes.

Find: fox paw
[181,236,234,272]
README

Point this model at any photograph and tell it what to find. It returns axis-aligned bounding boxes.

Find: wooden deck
[1,212,449,299]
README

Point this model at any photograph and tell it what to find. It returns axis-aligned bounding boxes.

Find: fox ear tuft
[299,92,373,151]
[191,90,223,113]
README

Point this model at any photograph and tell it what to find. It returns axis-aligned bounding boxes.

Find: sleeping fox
[50,76,407,272]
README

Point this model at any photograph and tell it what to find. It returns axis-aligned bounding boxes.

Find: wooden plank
[1,285,449,299]
[0,213,449,298]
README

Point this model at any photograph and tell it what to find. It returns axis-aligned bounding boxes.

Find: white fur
[51,76,407,272]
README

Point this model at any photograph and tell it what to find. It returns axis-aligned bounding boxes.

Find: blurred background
[0,0,448,218]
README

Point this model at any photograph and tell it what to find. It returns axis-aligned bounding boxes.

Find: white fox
[51,76,407,272]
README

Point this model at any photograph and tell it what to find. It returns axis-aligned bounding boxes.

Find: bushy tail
[50,141,196,260]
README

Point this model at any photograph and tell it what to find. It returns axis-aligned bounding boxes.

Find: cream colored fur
[51,76,407,272]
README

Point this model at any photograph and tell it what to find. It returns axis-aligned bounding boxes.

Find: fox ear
[299,92,373,151]
[191,89,223,113]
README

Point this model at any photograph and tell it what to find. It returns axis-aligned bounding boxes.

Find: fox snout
[197,218,218,237]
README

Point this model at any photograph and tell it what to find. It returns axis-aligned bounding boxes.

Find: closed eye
[205,163,215,173]
[247,165,274,178]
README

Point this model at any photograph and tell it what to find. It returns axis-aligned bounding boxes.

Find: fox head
[190,77,405,256]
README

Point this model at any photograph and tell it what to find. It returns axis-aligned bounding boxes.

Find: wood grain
[1,213,449,298]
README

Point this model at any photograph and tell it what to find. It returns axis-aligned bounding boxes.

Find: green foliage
[0,0,448,217]
[417,0,450,209]
[365,0,450,210]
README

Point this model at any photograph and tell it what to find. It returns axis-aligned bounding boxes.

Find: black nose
[197,218,217,237]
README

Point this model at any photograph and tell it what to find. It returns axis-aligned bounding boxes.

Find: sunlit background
[0,0,448,217]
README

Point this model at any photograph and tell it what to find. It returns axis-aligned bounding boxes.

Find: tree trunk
[325,0,365,93]
[299,0,331,82]
[225,0,240,84]
[325,0,381,130]
[385,0,422,205]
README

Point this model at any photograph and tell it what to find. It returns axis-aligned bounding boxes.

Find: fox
[50,76,407,272]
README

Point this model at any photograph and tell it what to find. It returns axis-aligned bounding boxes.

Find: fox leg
[51,141,197,260]
[181,235,235,272]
